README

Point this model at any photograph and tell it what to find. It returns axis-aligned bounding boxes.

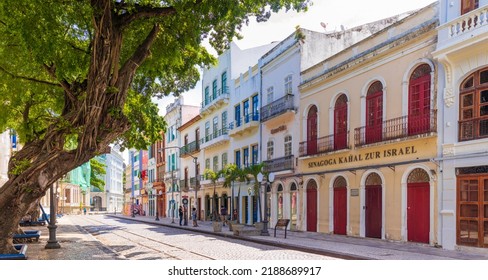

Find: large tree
[0,0,309,254]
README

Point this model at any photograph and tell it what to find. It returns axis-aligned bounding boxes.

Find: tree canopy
[0,0,310,254]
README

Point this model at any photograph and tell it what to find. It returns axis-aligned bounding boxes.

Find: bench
[0,244,28,260]
[13,230,41,242]
[274,219,290,239]
[19,219,47,227]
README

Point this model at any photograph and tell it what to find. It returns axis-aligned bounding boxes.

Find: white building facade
[434,0,488,250]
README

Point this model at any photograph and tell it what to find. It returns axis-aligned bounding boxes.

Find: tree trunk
[0,0,157,254]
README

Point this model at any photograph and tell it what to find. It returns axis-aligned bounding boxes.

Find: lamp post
[131,196,136,218]
[257,172,274,236]
[188,155,199,219]
[45,183,61,249]
[155,190,162,221]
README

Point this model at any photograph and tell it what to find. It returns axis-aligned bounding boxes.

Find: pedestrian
[192,207,198,227]
[83,208,86,215]
[178,206,183,226]
[220,205,227,226]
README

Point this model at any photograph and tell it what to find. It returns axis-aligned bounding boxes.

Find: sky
[133,0,436,164]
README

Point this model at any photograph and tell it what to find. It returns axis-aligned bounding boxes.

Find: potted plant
[244,163,266,229]
[221,164,246,231]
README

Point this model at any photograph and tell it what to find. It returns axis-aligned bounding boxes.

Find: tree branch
[0,65,61,87]
[117,4,176,29]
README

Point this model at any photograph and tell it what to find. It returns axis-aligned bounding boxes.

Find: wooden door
[307,106,318,155]
[408,66,431,135]
[365,185,382,238]
[366,91,383,144]
[407,182,430,243]
[306,187,317,232]
[334,187,347,235]
[334,96,348,150]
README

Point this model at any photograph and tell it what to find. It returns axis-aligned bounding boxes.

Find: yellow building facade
[298,3,440,244]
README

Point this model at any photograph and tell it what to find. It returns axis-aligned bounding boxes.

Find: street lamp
[187,155,199,218]
[155,190,162,221]
[257,172,275,236]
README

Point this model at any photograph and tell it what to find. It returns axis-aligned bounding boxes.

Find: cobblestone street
[73,215,338,260]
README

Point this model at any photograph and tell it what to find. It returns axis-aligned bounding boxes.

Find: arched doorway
[306,180,318,232]
[93,196,102,211]
[333,176,347,235]
[365,81,383,144]
[290,183,298,230]
[407,168,430,243]
[365,173,382,238]
[307,106,318,155]
[334,94,348,150]
[408,64,431,135]
[277,184,284,220]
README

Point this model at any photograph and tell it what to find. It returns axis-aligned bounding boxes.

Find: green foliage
[221,163,246,189]
[90,158,106,192]
[8,158,31,176]
[0,0,310,152]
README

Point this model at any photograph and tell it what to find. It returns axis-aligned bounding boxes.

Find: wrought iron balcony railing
[354,110,437,147]
[299,132,350,157]
[261,94,295,122]
[263,155,294,173]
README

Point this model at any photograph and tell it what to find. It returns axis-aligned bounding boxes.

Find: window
[267,141,274,160]
[285,75,293,95]
[365,81,383,144]
[204,86,210,106]
[205,158,210,170]
[212,79,217,99]
[408,64,431,135]
[267,87,274,104]
[222,153,228,169]
[235,150,241,168]
[213,156,219,172]
[235,104,241,127]
[213,116,218,138]
[307,105,318,155]
[243,148,249,167]
[334,94,348,150]
[205,121,210,142]
[461,0,479,15]
[221,71,227,93]
[459,67,488,141]
[284,135,292,156]
[252,95,259,121]
[243,100,250,123]
[222,111,227,132]
[251,145,258,165]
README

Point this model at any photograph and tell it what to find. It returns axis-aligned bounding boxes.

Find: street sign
[182,198,188,205]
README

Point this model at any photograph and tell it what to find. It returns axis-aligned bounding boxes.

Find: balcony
[229,112,260,136]
[200,128,230,150]
[180,140,199,157]
[200,86,230,116]
[437,6,488,53]
[354,110,437,147]
[261,94,295,123]
[263,155,295,173]
[299,132,351,157]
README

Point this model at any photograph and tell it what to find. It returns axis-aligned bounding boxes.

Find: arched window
[408,64,431,135]
[459,67,488,141]
[307,105,318,155]
[334,94,348,150]
[366,81,383,144]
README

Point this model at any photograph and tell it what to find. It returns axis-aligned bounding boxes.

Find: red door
[334,97,348,150]
[307,106,318,155]
[408,70,431,135]
[366,91,383,144]
[407,182,430,243]
[365,185,382,238]
[306,187,317,232]
[334,187,347,235]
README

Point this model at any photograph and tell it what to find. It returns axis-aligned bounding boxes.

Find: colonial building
[298,3,439,246]
[259,20,403,231]
[434,0,488,250]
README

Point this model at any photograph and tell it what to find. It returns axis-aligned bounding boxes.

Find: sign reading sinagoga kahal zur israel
[307,145,418,168]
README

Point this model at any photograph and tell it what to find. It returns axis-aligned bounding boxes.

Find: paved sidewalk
[14,214,488,260]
